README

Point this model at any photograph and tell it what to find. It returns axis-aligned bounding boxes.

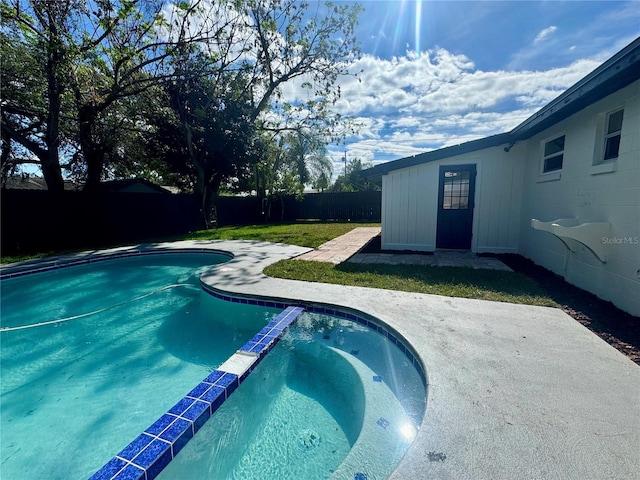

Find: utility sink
[531,218,611,262]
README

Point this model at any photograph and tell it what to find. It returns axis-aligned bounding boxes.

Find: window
[542,135,565,173]
[603,109,624,161]
[442,170,470,210]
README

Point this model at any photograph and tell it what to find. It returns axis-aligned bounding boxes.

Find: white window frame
[540,134,566,174]
[602,108,624,162]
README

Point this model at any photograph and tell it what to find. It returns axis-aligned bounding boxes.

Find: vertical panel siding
[381,146,523,253]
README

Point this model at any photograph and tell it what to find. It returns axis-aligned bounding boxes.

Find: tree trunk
[77,105,105,190]
[84,145,105,191]
[42,13,65,192]
[196,176,221,228]
[42,104,64,191]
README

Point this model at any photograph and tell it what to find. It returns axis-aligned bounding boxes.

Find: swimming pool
[1,247,426,479]
[0,251,278,478]
[157,311,426,479]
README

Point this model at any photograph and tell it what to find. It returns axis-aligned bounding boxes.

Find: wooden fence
[1,190,203,256]
[1,190,381,255]
[216,191,381,226]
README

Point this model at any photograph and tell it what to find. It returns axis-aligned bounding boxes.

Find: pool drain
[297,429,321,451]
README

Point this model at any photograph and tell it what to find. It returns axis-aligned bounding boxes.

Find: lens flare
[399,422,417,441]
[415,0,422,55]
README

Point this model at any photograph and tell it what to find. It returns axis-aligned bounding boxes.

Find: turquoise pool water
[1,251,427,480]
[158,312,426,480]
[0,253,279,479]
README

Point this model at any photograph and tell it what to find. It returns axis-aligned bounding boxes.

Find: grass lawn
[264,259,558,307]
[0,222,378,264]
[182,222,380,249]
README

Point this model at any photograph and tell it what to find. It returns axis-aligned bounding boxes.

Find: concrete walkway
[297,226,512,271]
[193,240,639,479]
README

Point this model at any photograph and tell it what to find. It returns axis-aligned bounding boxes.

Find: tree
[331,158,378,192]
[1,0,226,189]
[143,0,361,224]
[68,0,223,189]
[1,0,362,221]
[245,0,361,130]
[255,129,332,220]
[1,0,76,191]
[143,63,258,226]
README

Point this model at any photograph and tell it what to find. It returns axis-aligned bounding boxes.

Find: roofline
[510,36,640,141]
[365,36,640,180]
[366,133,511,180]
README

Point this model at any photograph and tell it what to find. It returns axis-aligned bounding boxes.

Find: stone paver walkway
[296,226,512,271]
[296,226,381,264]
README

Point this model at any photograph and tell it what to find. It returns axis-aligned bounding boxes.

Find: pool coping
[3,240,639,480]
[2,244,427,480]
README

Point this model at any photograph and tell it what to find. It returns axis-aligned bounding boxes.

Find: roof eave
[510,36,640,142]
[364,133,511,181]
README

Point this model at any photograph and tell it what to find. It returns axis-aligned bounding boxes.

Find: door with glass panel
[436,164,476,249]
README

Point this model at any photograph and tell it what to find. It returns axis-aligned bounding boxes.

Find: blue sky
[285,0,640,174]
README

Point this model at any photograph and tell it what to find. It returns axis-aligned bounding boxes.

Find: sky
[282,0,640,176]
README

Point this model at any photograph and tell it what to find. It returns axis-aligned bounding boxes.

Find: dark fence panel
[216,196,263,227]
[216,191,381,226]
[1,190,381,254]
[1,190,202,256]
[295,191,381,221]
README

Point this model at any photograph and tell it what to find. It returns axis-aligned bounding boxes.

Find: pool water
[0,254,280,479]
[158,312,426,480]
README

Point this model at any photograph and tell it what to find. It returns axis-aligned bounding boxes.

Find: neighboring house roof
[2,176,173,194]
[365,36,640,181]
[97,178,172,194]
[2,176,78,190]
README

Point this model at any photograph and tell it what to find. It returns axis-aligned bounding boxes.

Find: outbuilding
[365,37,640,316]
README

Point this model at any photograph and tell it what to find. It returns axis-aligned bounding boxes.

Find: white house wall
[381,147,524,253]
[518,80,640,315]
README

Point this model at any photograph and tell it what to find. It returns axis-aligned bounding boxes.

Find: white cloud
[277,44,606,169]
[534,26,558,44]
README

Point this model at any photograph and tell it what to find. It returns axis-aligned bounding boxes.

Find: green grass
[2,221,557,307]
[1,251,63,265]
[0,222,378,264]
[181,222,380,248]
[264,259,558,307]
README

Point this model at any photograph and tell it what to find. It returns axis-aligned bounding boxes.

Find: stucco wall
[518,80,640,315]
[381,147,524,253]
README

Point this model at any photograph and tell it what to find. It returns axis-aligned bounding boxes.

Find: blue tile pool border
[0,248,233,280]
[200,285,427,389]
[89,289,426,480]
[90,306,305,480]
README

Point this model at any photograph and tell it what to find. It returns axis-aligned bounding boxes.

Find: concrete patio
[191,239,639,479]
